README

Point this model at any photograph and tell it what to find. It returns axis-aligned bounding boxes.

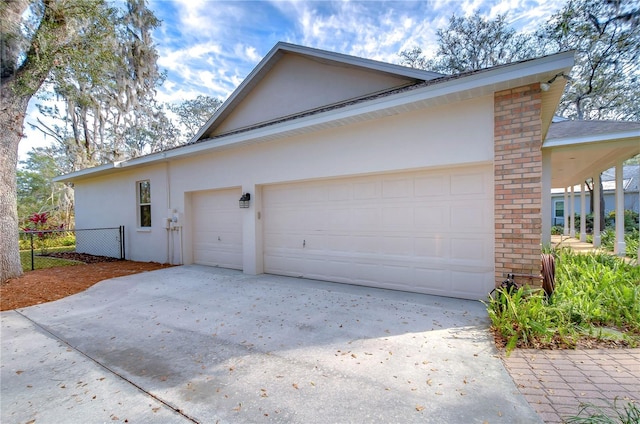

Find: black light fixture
[239,193,251,208]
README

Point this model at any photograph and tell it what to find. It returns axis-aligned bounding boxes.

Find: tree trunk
[0,86,29,282]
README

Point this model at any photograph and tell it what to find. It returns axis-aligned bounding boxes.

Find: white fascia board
[53,162,120,183]
[190,44,285,143]
[543,129,640,148]
[277,42,443,80]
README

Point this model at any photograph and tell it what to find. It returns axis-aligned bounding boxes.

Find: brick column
[494,84,543,286]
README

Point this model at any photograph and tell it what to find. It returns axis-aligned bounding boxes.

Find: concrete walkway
[551,234,598,253]
[503,349,640,423]
[1,266,540,424]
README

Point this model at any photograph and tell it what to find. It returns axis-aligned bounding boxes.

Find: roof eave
[56,51,574,183]
[543,129,640,148]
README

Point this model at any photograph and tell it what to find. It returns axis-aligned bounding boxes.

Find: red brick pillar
[494,84,543,286]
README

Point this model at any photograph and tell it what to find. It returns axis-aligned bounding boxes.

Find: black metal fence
[19,226,125,271]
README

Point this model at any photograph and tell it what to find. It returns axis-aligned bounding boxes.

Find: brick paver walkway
[502,349,640,423]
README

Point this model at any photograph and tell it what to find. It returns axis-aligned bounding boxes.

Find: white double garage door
[192,165,494,299]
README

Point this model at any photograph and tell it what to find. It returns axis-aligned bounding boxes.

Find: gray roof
[601,164,639,191]
[547,120,640,140]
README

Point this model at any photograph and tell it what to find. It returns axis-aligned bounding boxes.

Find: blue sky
[149,0,566,103]
[20,0,567,158]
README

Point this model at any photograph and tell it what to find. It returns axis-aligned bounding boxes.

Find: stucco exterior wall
[72,94,495,271]
[213,54,414,135]
[73,163,169,263]
[174,96,493,267]
[179,96,493,189]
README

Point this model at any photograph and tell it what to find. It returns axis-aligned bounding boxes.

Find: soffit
[543,121,640,188]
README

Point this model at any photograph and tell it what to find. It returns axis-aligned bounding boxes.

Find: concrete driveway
[1,266,541,423]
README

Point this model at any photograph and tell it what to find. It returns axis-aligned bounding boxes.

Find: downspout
[166,161,171,264]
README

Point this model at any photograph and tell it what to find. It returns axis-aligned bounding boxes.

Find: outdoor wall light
[540,72,573,91]
[239,193,251,208]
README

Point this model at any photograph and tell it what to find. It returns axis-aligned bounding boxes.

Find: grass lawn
[20,246,83,272]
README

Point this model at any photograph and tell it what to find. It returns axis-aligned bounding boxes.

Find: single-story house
[55,42,581,300]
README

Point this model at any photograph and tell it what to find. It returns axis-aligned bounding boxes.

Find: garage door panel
[328,185,351,201]
[197,211,239,232]
[451,172,489,195]
[415,268,449,290]
[382,207,413,229]
[451,271,493,298]
[350,235,378,254]
[354,181,379,199]
[382,178,413,198]
[192,188,242,270]
[450,200,492,230]
[263,165,494,299]
[326,234,352,251]
[379,264,413,284]
[451,237,490,262]
[352,208,380,228]
[194,243,241,268]
[415,236,449,258]
[328,209,352,229]
[380,236,413,255]
[415,175,448,197]
[415,206,449,228]
[451,205,485,229]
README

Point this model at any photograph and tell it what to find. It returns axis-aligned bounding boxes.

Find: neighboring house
[56,42,577,300]
[544,119,640,228]
[550,164,639,227]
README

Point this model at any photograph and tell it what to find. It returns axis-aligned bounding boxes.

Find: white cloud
[20,0,566,159]
[459,0,486,16]
[244,45,262,63]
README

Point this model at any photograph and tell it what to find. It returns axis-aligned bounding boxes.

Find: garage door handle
[303,240,306,248]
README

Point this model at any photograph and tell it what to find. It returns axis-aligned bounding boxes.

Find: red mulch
[1,254,172,311]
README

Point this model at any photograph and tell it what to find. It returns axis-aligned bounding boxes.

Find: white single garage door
[263,165,494,299]
[192,188,243,270]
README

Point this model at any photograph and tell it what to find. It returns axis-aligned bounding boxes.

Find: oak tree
[1,0,161,282]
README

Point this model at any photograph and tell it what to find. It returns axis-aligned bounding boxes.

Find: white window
[137,180,151,228]
[553,199,564,226]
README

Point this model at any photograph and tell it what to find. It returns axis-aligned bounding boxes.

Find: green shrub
[600,228,639,260]
[606,210,639,232]
[566,398,640,423]
[487,286,571,351]
[551,225,564,235]
[19,232,76,251]
[553,250,640,331]
[486,249,640,353]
